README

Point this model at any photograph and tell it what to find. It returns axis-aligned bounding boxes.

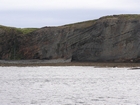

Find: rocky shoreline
[1,15,140,63]
[0,60,140,67]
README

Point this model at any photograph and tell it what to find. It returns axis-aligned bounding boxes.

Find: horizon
[0,0,140,28]
[0,14,140,28]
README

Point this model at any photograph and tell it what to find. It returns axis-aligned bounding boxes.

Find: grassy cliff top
[1,14,140,31]
[16,28,38,34]
[100,14,140,19]
[0,25,38,34]
[61,14,140,29]
[62,19,97,28]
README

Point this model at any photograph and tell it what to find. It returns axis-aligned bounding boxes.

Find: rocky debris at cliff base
[1,15,140,62]
[0,59,71,64]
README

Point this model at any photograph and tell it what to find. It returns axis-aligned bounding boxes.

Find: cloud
[0,0,139,11]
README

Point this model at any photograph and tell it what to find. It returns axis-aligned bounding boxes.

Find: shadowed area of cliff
[1,14,140,63]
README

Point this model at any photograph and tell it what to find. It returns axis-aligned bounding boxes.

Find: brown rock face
[1,15,140,62]
[0,27,22,59]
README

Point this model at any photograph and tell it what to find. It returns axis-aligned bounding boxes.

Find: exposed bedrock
[1,15,140,62]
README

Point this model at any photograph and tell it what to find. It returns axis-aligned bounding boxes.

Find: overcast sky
[0,0,140,28]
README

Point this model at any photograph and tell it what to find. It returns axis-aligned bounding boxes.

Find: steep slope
[0,25,38,59]
[1,15,140,62]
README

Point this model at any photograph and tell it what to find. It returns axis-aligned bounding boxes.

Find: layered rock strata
[1,15,140,62]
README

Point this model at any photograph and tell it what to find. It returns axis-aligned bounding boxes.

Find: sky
[0,0,140,28]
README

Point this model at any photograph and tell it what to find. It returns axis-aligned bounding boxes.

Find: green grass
[100,14,140,19]
[0,25,13,31]
[62,19,97,29]
[0,25,38,35]
[62,14,140,29]
[17,28,38,34]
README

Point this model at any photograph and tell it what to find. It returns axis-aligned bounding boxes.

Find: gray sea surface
[0,66,140,105]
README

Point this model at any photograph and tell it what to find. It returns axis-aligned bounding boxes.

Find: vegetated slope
[1,14,140,62]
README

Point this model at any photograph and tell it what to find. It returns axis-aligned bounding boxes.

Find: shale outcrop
[1,15,140,62]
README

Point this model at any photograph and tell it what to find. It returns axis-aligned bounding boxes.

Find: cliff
[1,15,140,62]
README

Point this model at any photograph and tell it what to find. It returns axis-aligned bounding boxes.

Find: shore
[0,59,140,67]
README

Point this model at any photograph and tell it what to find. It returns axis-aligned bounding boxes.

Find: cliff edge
[1,15,140,62]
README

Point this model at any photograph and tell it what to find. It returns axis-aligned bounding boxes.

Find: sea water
[0,66,140,105]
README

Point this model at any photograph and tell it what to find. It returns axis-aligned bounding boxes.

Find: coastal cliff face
[1,15,140,62]
[0,26,21,59]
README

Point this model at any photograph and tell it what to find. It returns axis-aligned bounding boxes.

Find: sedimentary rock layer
[1,15,140,62]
